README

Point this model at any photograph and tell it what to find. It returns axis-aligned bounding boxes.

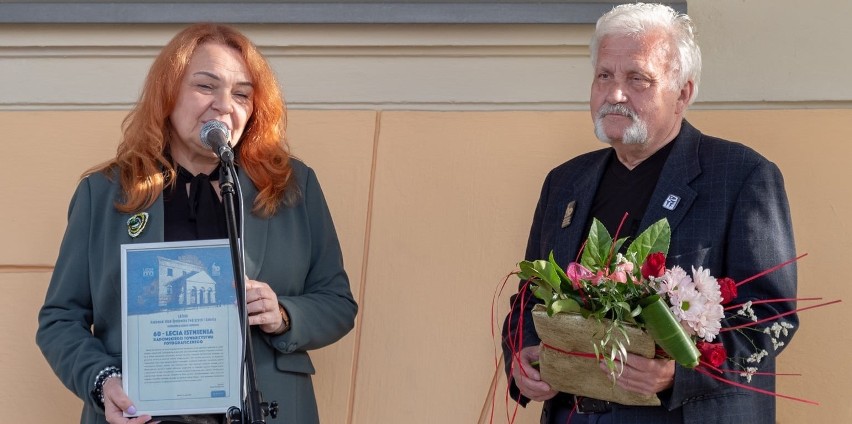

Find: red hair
[88,23,293,217]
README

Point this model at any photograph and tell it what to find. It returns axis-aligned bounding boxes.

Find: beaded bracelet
[91,366,122,408]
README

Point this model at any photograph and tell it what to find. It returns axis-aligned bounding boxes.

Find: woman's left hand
[245,278,287,334]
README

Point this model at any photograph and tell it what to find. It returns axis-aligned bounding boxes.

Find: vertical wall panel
[285,110,376,424]
[352,111,597,423]
[0,272,83,423]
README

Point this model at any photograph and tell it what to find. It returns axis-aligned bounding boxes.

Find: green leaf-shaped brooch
[127,212,149,238]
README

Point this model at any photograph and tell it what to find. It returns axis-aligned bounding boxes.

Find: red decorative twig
[694,366,819,405]
[735,253,807,287]
[605,212,630,269]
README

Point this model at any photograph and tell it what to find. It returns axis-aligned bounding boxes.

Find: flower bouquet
[518,217,695,405]
[507,216,838,407]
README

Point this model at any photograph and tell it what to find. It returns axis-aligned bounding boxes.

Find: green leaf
[616,326,630,345]
[626,218,671,266]
[615,301,632,315]
[551,298,583,314]
[518,260,562,295]
[548,251,572,285]
[612,237,628,259]
[616,340,627,362]
[630,305,643,318]
[532,286,551,302]
[639,295,700,368]
[581,219,613,269]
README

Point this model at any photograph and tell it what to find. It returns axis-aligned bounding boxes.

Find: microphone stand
[219,154,278,424]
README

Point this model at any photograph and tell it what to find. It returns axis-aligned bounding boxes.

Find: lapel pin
[127,212,149,238]
[561,200,577,228]
[662,194,680,211]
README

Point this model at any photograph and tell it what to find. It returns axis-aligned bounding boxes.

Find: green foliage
[626,218,671,267]
[580,219,614,271]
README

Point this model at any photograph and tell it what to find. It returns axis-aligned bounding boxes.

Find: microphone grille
[200,120,231,149]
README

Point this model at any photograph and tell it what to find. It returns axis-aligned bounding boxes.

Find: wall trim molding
[0,44,590,58]
[4,101,849,113]
[0,2,686,24]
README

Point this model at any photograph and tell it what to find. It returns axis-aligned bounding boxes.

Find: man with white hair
[502,3,798,423]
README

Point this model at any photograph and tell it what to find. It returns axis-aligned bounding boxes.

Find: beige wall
[2,1,851,423]
[4,109,850,423]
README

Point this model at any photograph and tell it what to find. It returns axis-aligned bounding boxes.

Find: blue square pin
[663,194,680,211]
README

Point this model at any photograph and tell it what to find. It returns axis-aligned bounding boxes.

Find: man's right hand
[512,345,558,401]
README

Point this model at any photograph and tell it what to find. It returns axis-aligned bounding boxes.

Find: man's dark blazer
[503,120,798,424]
[37,159,357,424]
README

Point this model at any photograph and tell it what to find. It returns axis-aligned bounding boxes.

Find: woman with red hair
[37,23,357,424]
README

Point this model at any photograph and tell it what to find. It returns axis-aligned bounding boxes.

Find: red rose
[697,342,727,368]
[717,277,737,305]
[641,252,666,279]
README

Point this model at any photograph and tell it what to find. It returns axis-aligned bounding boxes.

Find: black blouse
[163,165,229,242]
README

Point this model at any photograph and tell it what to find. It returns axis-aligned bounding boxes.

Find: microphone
[200,120,234,164]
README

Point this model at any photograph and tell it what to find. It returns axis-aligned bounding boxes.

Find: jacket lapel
[638,120,702,234]
[238,169,268,280]
[553,150,612,263]
[125,195,164,245]
[112,190,163,299]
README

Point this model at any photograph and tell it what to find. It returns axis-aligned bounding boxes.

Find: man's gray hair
[590,3,702,104]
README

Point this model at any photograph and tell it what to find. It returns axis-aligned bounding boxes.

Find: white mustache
[597,103,638,120]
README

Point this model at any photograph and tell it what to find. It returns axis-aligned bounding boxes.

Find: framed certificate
[121,239,242,417]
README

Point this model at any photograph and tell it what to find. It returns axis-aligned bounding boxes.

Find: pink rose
[717,277,738,304]
[641,252,666,279]
[697,341,727,368]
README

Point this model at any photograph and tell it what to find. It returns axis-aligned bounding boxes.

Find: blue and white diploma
[121,239,242,417]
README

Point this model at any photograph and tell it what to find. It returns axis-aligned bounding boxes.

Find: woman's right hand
[102,377,155,423]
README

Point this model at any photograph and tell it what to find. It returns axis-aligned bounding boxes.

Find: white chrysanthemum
[694,303,724,342]
[657,265,690,296]
[663,266,724,341]
[669,284,703,336]
[690,266,724,341]
[692,266,722,304]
